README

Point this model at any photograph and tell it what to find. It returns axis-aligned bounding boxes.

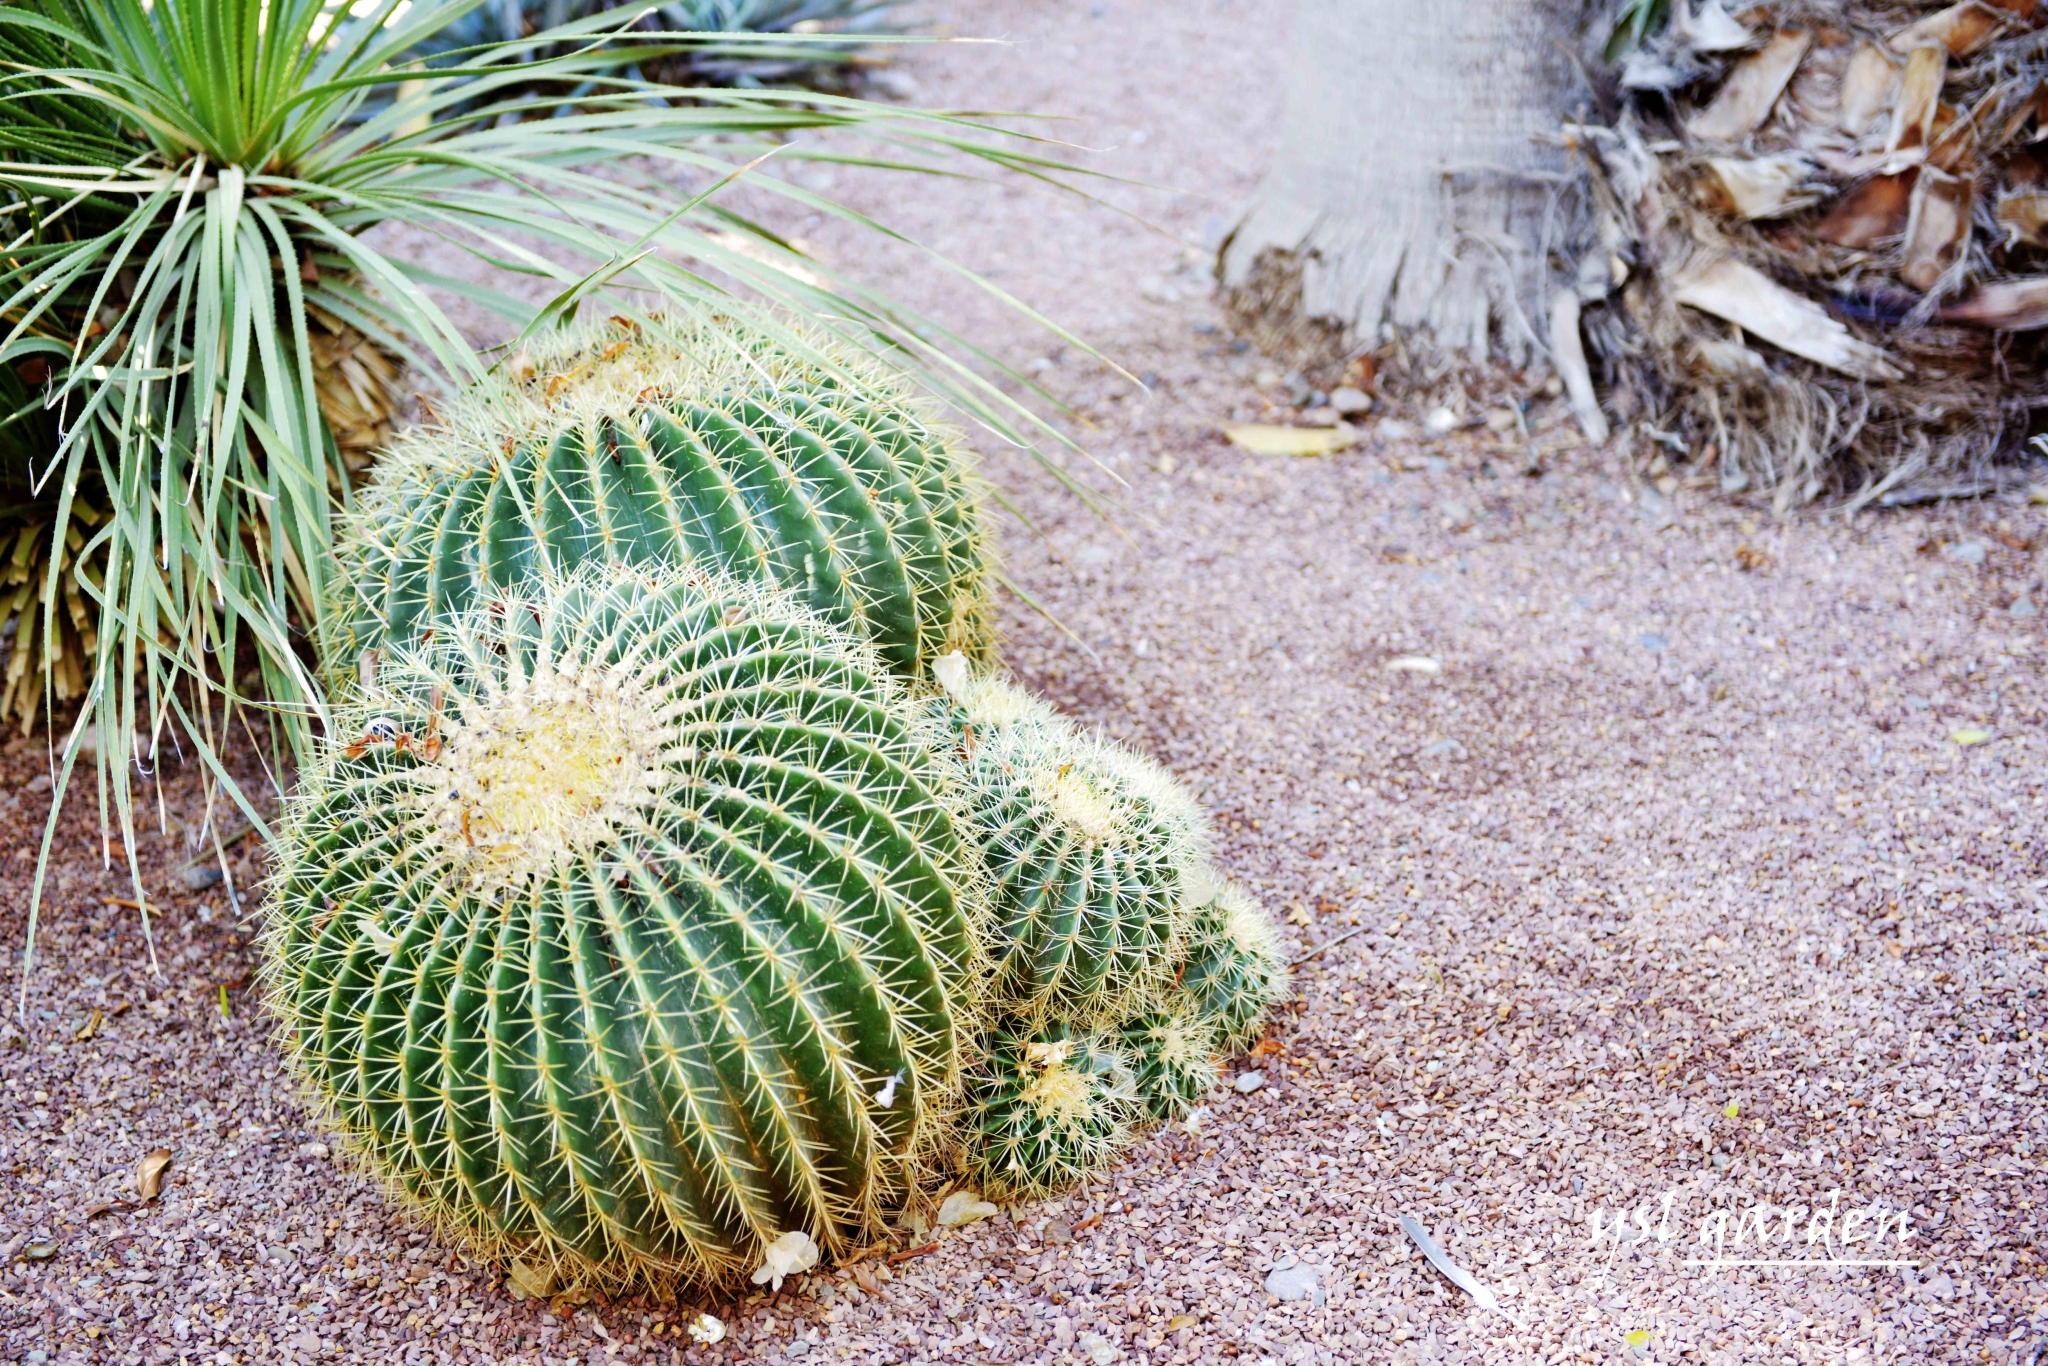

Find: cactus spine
[328,317,993,687]
[264,564,988,1292]
[1176,873,1288,1050]
[961,1025,1138,1200]
[937,673,1210,1026]
[1120,1007,1223,1121]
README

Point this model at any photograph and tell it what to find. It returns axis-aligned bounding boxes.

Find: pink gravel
[3,3,2046,1365]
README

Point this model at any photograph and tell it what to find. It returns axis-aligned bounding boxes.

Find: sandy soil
[4,3,2047,1365]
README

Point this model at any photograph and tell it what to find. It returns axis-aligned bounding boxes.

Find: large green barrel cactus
[327,317,992,687]
[1176,872,1288,1050]
[935,672,1211,1027]
[263,564,988,1292]
[961,1024,1137,1200]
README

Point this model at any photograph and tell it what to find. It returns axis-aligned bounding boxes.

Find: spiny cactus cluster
[327,316,992,687]
[264,313,1286,1295]
[933,671,1285,1199]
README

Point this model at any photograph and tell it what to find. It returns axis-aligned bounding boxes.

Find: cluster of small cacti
[930,670,1284,1198]
[263,313,1285,1295]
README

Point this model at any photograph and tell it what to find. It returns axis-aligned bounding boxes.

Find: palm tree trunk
[1220,0,1593,370]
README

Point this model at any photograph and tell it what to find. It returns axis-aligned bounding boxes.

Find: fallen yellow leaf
[1722,1101,1740,1118]
[1168,1315,1198,1331]
[1223,423,1357,457]
[506,1257,556,1300]
[1625,1329,1653,1348]
[73,1008,102,1042]
[1951,727,1993,746]
[136,1149,172,1202]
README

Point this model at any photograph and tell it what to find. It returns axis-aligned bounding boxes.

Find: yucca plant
[263,562,989,1291]
[0,0,1094,977]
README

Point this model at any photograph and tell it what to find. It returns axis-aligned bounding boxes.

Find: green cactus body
[961,1025,1137,1199]
[1176,874,1288,1050]
[263,564,987,1291]
[1120,1007,1222,1120]
[938,674,1210,1026]
[328,319,992,686]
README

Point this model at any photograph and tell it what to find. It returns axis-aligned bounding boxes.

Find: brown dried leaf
[1670,258,1904,380]
[1689,29,1813,142]
[1996,190,2048,247]
[72,1008,102,1042]
[1697,153,1828,219]
[1887,44,1947,158]
[1902,170,1974,288]
[1888,1,2028,58]
[135,1149,172,1202]
[1811,172,1917,247]
[1838,43,1900,138]
[1939,275,2048,327]
[850,1261,878,1294]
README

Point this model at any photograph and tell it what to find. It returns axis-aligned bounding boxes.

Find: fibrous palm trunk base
[1569,1,2048,508]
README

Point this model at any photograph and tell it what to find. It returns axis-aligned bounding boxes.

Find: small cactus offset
[263,564,988,1292]
[1175,873,1288,1050]
[328,316,993,687]
[961,1025,1138,1200]
[935,671,1211,1026]
[1120,1007,1223,1121]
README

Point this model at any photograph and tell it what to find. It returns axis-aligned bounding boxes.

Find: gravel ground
[5,3,2047,1365]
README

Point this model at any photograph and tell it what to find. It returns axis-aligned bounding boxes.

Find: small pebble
[1265,1261,1325,1307]
[1234,1071,1265,1093]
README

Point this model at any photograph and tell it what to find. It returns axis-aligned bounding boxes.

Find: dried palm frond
[1567,0,2048,505]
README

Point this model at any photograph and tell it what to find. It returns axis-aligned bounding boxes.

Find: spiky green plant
[328,316,992,688]
[261,562,988,1292]
[960,1023,1136,1200]
[1119,1005,1221,1121]
[0,0,1099,985]
[936,671,1210,1026]
[408,0,909,90]
[1175,872,1287,1050]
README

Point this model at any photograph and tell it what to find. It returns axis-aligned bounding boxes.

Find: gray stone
[2009,597,2038,618]
[1638,633,1667,651]
[1942,540,1987,566]
[1234,1070,1265,1093]
[182,863,225,891]
[1265,1260,1324,1307]
[1330,386,1373,416]
[785,1341,813,1358]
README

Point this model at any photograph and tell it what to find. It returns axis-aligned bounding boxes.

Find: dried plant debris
[1572,0,2048,508]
